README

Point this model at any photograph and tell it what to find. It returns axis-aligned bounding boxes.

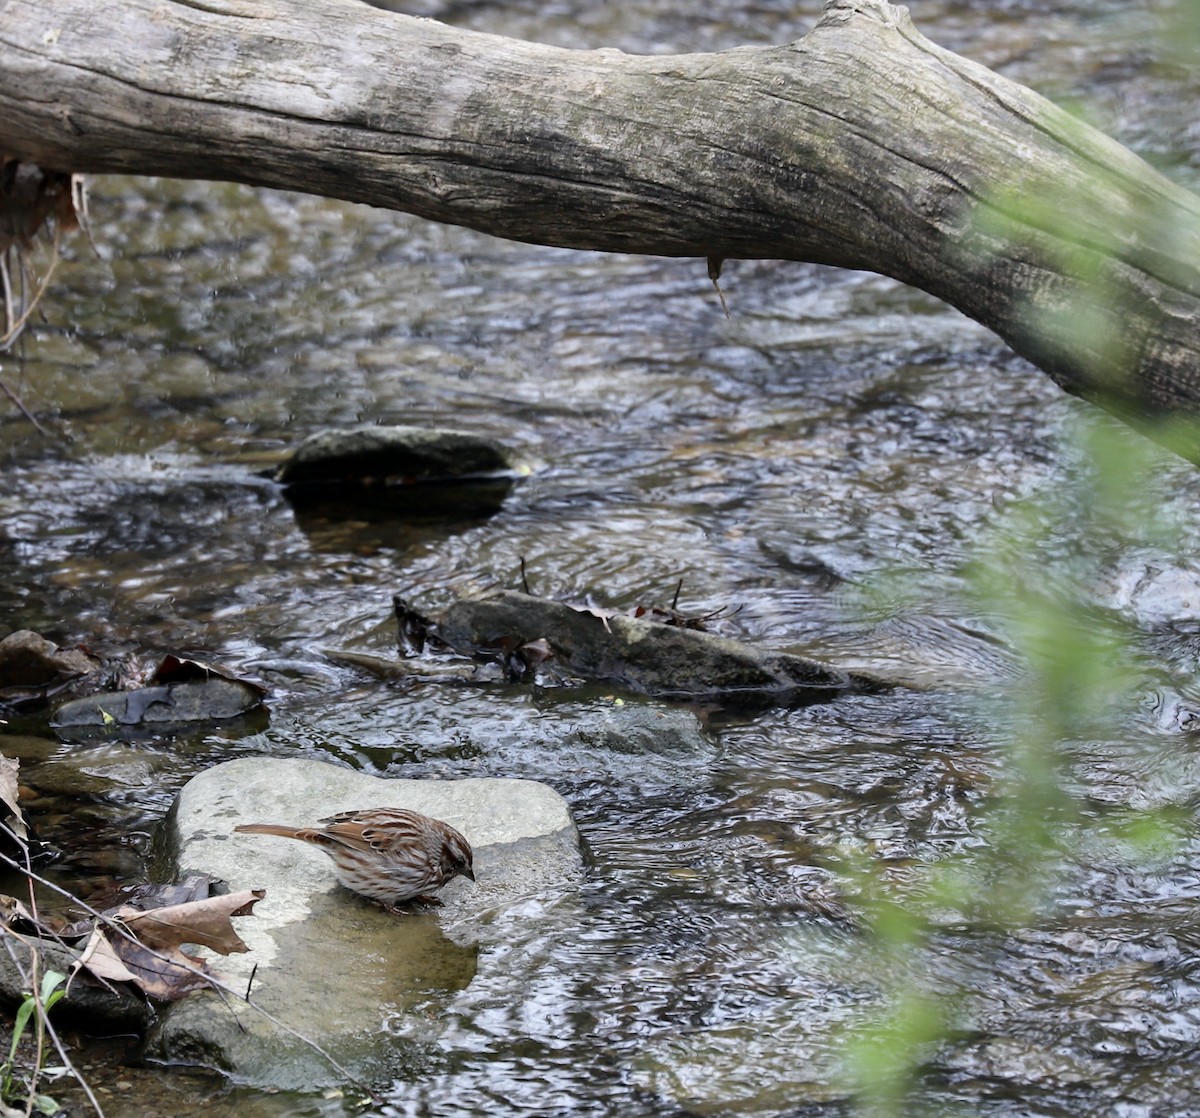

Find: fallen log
[3,0,1199,452]
[385,590,884,707]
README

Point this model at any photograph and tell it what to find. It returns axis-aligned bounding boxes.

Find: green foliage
[837,238,1200,1112]
[837,408,1199,1115]
[840,383,1200,1108]
[1,968,67,1116]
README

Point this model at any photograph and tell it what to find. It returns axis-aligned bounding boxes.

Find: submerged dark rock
[52,678,264,728]
[0,936,152,1031]
[275,424,512,486]
[276,425,519,539]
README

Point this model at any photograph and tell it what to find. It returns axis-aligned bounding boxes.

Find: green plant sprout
[1,968,67,1116]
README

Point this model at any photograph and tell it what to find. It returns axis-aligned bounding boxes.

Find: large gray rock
[145,757,580,1088]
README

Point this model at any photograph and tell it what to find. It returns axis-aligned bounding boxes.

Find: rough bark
[2,0,1200,454]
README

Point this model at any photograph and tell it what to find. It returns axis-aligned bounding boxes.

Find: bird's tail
[234,822,312,841]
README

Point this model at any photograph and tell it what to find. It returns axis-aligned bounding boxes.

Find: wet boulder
[50,656,267,730]
[53,678,264,728]
[0,630,103,710]
[276,425,520,542]
[0,936,152,1032]
[275,424,513,486]
[433,590,880,707]
[145,757,581,1088]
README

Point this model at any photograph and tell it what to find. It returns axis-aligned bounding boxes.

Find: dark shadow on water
[283,477,514,553]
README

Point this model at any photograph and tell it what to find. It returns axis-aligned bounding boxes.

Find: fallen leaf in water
[82,872,219,916]
[74,888,265,1001]
[151,655,268,695]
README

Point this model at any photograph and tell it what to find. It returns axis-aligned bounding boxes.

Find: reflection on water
[4,0,1200,1115]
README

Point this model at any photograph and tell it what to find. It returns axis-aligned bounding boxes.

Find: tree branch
[3,0,1200,452]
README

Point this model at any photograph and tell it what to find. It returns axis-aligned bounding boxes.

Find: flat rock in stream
[277,425,518,532]
[145,757,580,1088]
[434,590,879,707]
[275,424,512,485]
[52,678,264,728]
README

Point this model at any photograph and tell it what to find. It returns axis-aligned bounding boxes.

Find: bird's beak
[461,866,476,883]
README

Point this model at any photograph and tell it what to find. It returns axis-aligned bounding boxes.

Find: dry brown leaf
[152,655,268,696]
[74,926,139,986]
[569,604,615,633]
[73,889,265,1001]
[519,638,555,664]
[0,755,25,842]
[76,923,204,1001]
[107,937,211,1002]
[116,889,264,955]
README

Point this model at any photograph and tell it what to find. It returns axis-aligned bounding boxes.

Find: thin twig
[0,219,62,436]
[0,927,109,1118]
[0,222,61,349]
[24,860,48,1118]
[2,826,106,1118]
[707,255,730,319]
[0,375,51,437]
[70,176,97,257]
[0,835,382,1102]
[1,251,13,336]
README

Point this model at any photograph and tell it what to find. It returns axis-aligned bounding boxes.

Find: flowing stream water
[5,1,1200,1116]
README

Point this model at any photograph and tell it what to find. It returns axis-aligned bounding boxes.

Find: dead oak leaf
[115,890,265,955]
[107,938,211,1002]
[74,926,139,987]
[75,889,265,1002]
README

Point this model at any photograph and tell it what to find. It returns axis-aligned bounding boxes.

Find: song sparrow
[234,807,475,906]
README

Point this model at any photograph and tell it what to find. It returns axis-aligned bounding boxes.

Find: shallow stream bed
[5,1,1200,1116]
